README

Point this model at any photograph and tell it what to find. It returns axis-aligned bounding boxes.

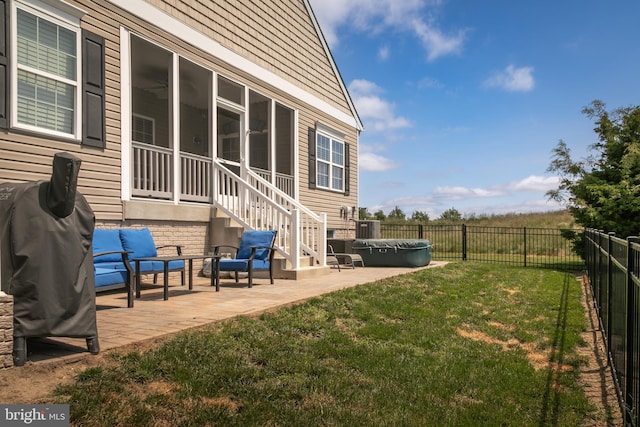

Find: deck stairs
[209,209,330,280]
[210,160,330,280]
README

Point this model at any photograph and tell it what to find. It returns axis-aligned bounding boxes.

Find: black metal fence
[379,223,584,270]
[584,229,640,425]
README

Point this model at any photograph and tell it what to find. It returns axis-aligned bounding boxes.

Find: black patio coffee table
[134,255,217,300]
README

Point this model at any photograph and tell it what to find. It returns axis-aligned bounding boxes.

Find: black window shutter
[308,127,316,189]
[344,142,350,196]
[0,0,8,129]
[82,29,105,148]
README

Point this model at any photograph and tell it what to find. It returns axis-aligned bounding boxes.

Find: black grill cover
[0,152,97,338]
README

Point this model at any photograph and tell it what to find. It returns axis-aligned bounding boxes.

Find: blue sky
[307,0,640,219]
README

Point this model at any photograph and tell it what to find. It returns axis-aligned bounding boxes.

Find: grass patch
[56,262,600,426]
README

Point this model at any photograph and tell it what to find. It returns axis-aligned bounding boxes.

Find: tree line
[359,206,465,223]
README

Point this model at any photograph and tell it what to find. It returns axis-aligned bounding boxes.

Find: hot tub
[352,239,432,267]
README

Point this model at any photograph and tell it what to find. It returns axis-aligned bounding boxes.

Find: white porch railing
[253,167,295,197]
[132,142,173,199]
[214,159,326,269]
[133,143,213,202]
[180,152,212,202]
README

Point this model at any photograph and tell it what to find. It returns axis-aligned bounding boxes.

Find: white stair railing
[213,159,326,269]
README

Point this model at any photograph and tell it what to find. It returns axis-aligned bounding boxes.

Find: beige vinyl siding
[78,0,126,221]
[144,0,352,117]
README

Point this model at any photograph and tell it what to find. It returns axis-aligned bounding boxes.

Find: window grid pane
[332,140,344,166]
[17,70,75,134]
[331,165,344,190]
[317,162,329,188]
[317,134,330,161]
[132,116,155,144]
[17,9,77,80]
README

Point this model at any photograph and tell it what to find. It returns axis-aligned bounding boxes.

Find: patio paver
[20,262,447,366]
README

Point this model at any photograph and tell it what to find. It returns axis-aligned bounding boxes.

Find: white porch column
[290,209,301,270]
[320,212,328,267]
[171,53,181,203]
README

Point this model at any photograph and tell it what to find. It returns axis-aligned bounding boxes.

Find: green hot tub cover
[352,239,432,267]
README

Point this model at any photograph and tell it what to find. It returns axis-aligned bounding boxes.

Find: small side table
[135,255,215,300]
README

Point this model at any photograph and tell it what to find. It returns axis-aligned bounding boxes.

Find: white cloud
[504,175,560,192]
[348,79,411,131]
[483,65,535,92]
[432,186,505,200]
[359,143,401,172]
[348,79,382,95]
[457,198,564,217]
[378,46,390,61]
[308,0,465,61]
[370,175,562,216]
[431,175,558,201]
[359,151,401,172]
[411,18,466,61]
[418,76,444,90]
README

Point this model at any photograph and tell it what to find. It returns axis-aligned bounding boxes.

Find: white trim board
[303,0,363,132]
[106,0,361,130]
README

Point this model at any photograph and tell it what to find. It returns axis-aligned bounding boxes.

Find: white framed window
[11,0,83,139]
[316,128,345,192]
[217,75,244,107]
[132,114,155,145]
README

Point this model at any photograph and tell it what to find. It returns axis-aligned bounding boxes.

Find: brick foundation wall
[96,221,211,276]
[0,292,13,368]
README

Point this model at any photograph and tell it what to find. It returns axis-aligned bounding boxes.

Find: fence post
[523,227,527,268]
[607,232,615,355]
[626,236,639,425]
[596,231,605,321]
[462,224,467,261]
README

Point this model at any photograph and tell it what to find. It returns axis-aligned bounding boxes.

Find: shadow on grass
[539,272,571,426]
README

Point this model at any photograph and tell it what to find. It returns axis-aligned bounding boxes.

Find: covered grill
[0,153,98,366]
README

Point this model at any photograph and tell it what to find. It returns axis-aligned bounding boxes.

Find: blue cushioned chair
[212,230,277,289]
[92,228,185,305]
[92,229,135,307]
[119,228,185,286]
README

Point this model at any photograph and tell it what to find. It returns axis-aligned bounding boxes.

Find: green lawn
[56,262,611,426]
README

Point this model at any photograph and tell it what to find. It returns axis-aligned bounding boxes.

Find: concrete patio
[19,262,447,366]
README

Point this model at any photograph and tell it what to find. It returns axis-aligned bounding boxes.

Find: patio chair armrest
[211,244,239,256]
[93,250,134,273]
[248,245,277,261]
[93,250,132,259]
[156,244,183,255]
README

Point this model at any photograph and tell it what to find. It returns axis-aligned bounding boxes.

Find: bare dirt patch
[0,337,162,404]
[457,325,561,371]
